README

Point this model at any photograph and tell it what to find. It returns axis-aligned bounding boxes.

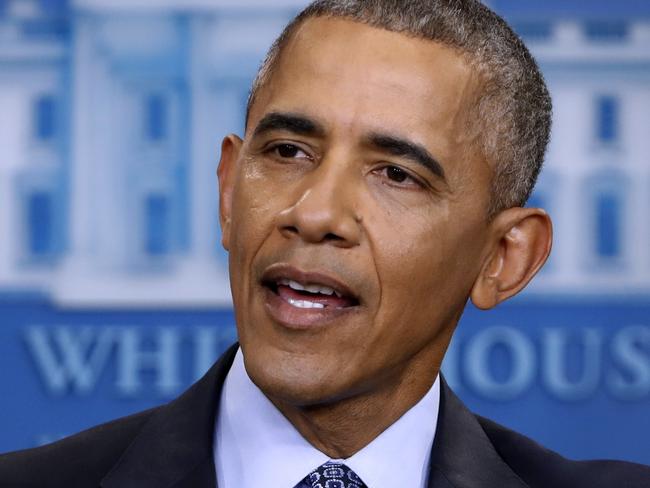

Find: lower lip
[263,286,359,329]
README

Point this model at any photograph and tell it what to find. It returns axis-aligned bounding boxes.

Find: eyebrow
[367,133,446,181]
[251,112,446,181]
[252,112,325,138]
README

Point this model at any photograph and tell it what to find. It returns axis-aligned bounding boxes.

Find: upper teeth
[278,278,342,297]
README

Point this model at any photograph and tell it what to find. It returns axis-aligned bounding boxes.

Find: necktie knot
[301,461,368,488]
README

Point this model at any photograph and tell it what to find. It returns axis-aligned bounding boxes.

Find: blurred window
[33,95,56,141]
[39,0,69,15]
[144,194,170,256]
[27,192,55,257]
[595,192,621,258]
[526,193,544,210]
[22,19,69,40]
[595,96,619,144]
[144,94,168,142]
[584,21,628,42]
[512,21,552,42]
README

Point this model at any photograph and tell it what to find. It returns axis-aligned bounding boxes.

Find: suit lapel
[427,378,528,488]
[100,346,527,488]
[100,344,238,488]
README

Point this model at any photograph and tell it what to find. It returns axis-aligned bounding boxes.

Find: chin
[242,346,348,407]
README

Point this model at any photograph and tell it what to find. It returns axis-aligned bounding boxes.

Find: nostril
[324,233,343,241]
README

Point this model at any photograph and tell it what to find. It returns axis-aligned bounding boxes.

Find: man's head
[248,0,552,218]
[217,0,552,417]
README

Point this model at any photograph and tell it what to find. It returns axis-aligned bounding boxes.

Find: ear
[217,134,243,251]
[470,207,552,310]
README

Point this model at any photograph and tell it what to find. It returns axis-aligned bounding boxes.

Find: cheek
[368,203,453,290]
[229,172,278,255]
[368,207,484,341]
[227,177,283,309]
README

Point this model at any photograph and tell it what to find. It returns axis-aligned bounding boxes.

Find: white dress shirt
[214,349,440,488]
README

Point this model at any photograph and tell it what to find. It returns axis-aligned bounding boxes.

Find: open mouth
[262,272,360,311]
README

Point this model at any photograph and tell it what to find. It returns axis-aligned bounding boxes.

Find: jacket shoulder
[477,415,650,488]
[0,407,158,488]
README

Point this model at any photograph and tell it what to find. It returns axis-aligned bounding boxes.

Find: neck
[268,351,441,459]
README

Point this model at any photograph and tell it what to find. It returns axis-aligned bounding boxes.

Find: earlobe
[471,207,552,310]
[217,134,243,251]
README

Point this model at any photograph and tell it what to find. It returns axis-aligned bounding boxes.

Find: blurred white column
[62,16,100,269]
[0,166,14,284]
[57,15,128,303]
[188,16,221,264]
[0,88,24,284]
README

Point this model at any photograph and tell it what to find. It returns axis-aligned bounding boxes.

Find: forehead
[249,17,482,147]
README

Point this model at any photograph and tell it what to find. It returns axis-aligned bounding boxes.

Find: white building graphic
[1,0,650,307]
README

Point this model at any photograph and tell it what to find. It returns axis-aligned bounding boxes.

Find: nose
[276,160,362,248]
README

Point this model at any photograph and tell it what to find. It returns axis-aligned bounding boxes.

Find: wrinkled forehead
[248,17,484,147]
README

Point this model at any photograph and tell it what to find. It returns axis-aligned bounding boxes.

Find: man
[1,0,649,487]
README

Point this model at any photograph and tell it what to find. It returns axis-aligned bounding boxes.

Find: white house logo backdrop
[0,0,649,464]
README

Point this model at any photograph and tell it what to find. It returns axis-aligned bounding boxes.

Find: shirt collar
[214,349,440,488]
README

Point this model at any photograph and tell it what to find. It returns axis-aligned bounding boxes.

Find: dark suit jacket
[1,344,649,488]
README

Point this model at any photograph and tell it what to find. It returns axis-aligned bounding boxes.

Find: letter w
[24,326,115,395]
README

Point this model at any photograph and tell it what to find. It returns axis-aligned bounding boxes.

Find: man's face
[219,18,493,406]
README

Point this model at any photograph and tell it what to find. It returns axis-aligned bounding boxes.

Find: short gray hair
[246,0,552,217]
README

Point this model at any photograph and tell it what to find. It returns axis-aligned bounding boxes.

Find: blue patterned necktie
[295,461,368,488]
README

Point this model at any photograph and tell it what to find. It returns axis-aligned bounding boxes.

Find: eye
[272,143,310,160]
[386,166,408,183]
[376,165,422,188]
